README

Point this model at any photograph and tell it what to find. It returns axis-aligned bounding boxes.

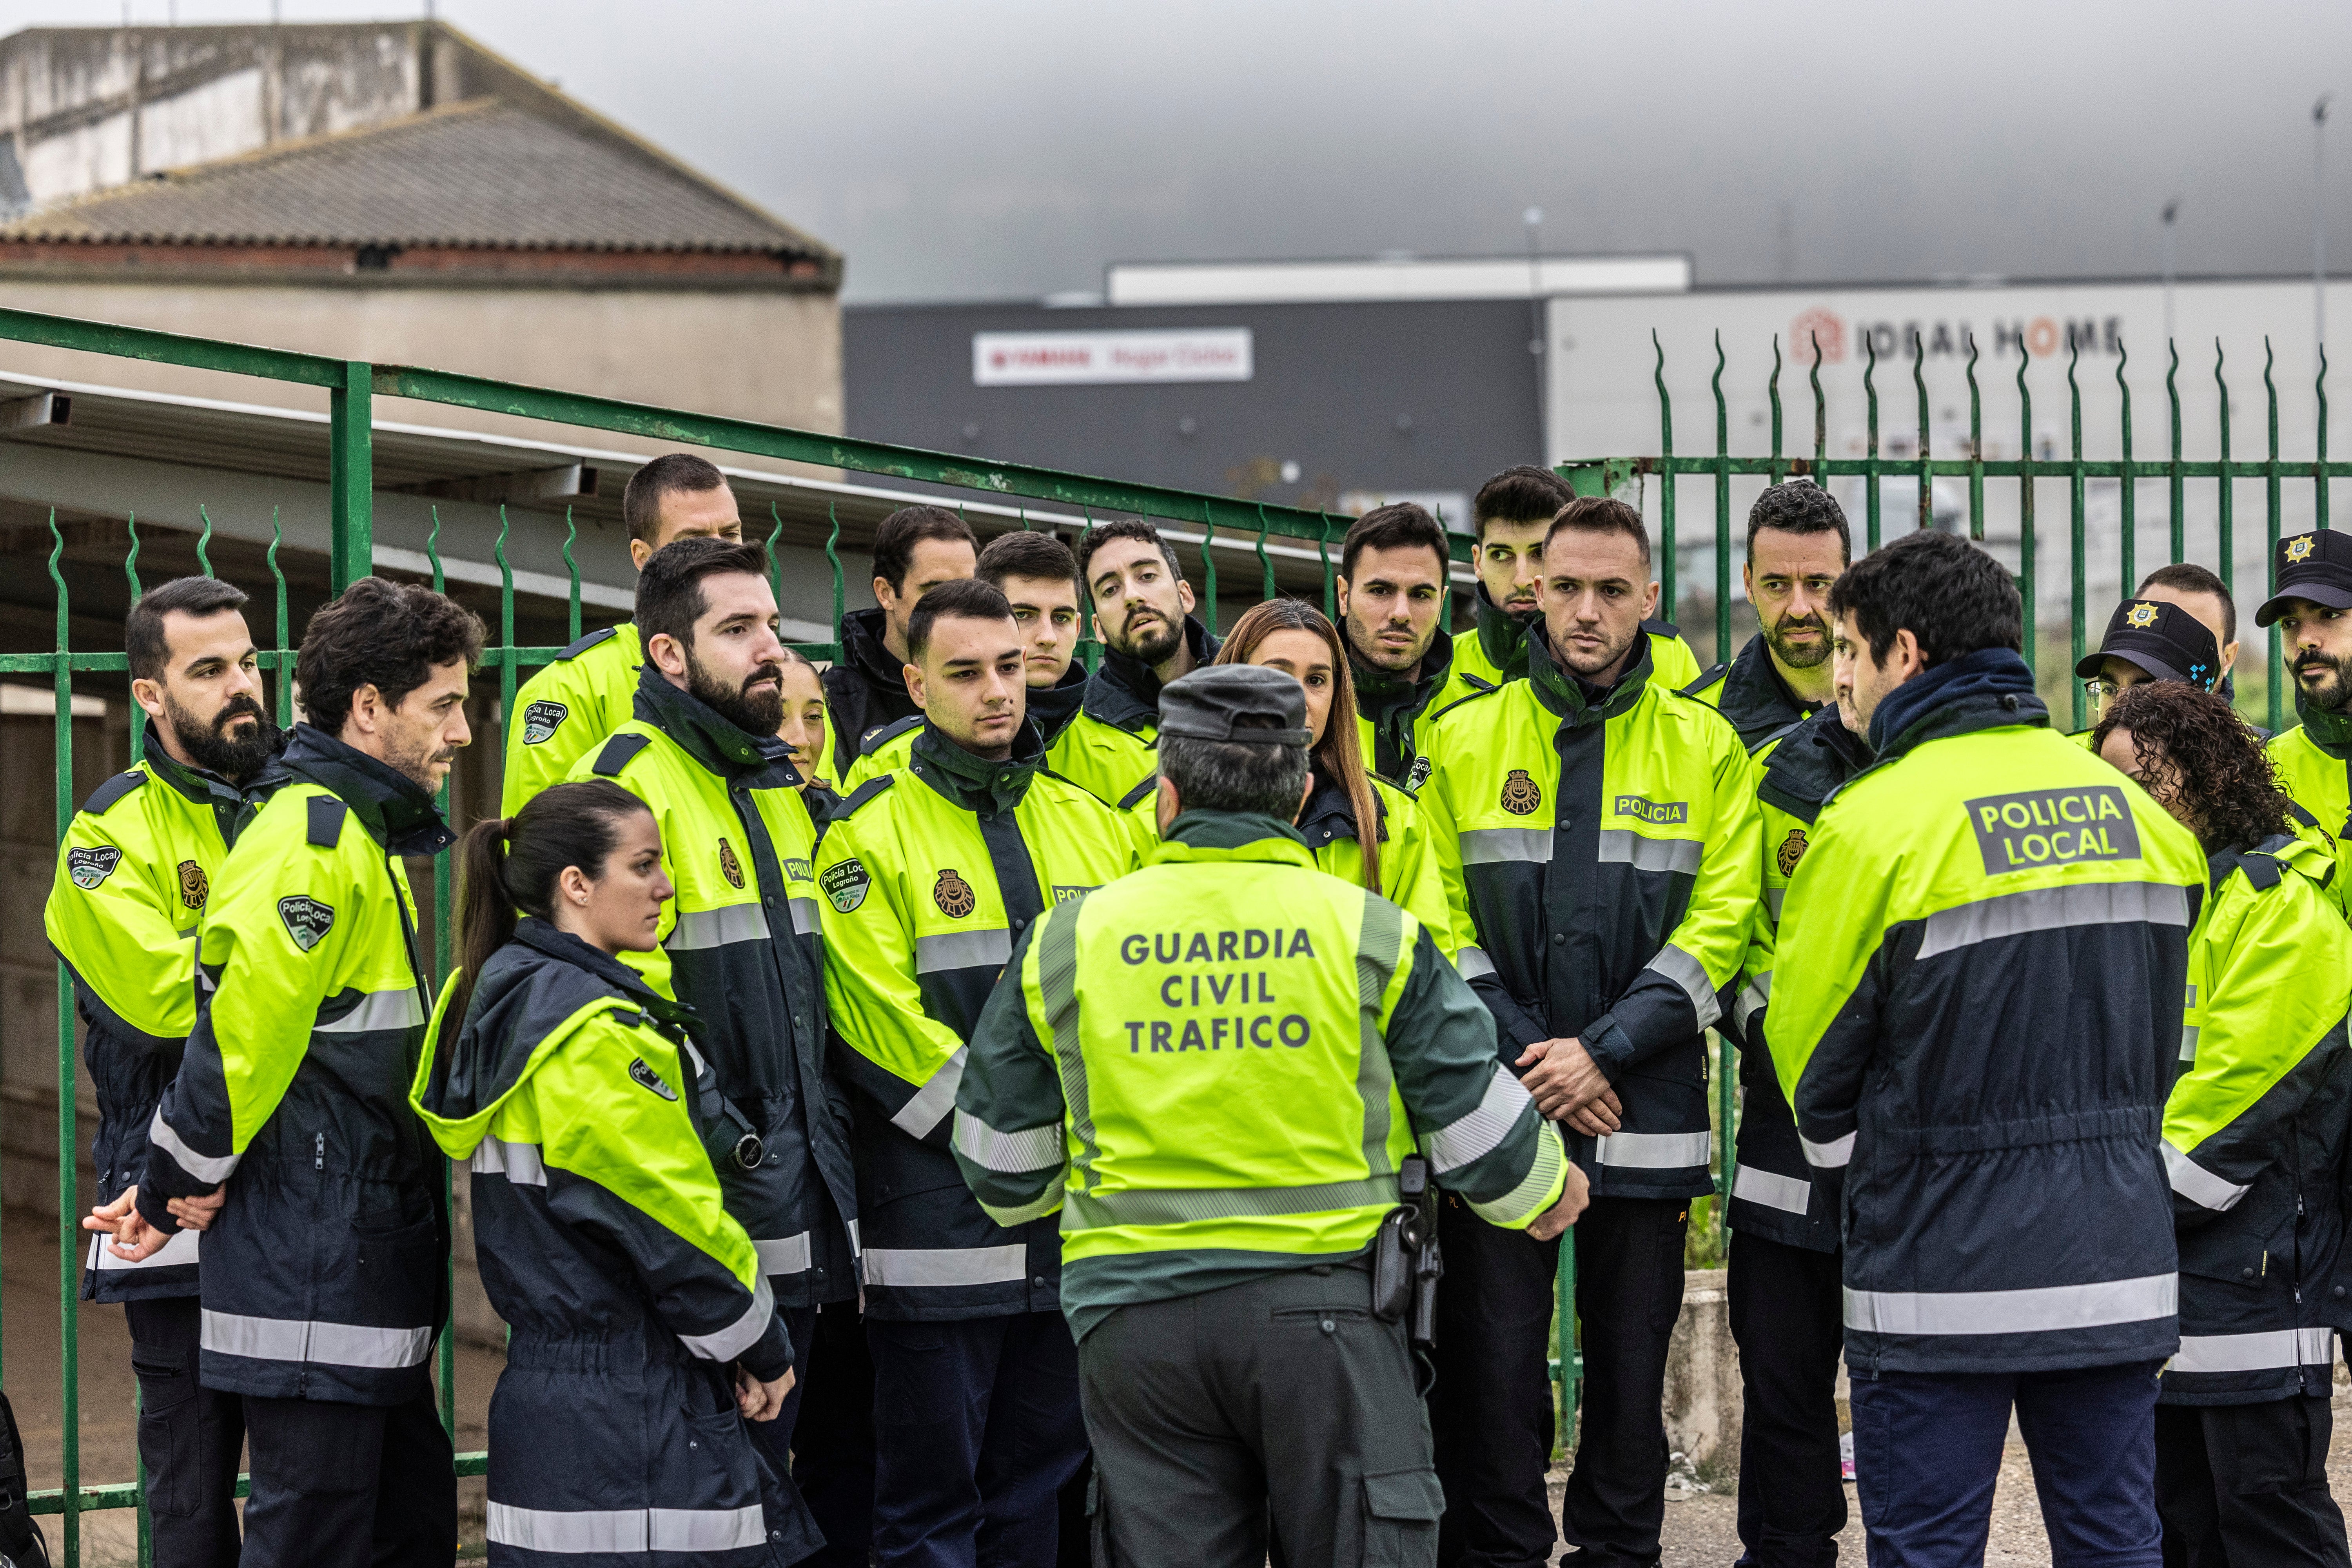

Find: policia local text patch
[1965,785,2140,875]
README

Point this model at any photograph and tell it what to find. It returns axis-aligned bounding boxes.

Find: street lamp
[1524,206,1547,461]
[2160,199,2180,350]
[2317,94,2332,359]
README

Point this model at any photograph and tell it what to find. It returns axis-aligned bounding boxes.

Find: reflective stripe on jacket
[817,723,1138,1320]
[575,671,858,1310]
[137,726,452,1405]
[499,622,641,817]
[952,812,1566,1341]
[1423,633,1762,1201]
[1769,652,2207,1376]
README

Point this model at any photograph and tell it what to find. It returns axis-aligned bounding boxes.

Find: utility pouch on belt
[1372,1156,1445,1349]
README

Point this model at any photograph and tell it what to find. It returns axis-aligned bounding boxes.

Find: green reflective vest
[952,814,1566,1340]
[501,622,643,816]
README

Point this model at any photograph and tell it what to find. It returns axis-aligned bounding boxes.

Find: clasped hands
[81,1184,223,1263]
[1515,1036,1621,1136]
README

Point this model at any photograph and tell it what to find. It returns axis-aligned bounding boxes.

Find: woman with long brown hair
[1121,597,1457,955]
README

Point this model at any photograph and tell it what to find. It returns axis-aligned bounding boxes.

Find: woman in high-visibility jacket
[778,648,841,826]
[2092,681,2352,1567]
[410,780,820,1566]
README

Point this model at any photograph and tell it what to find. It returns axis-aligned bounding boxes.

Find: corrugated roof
[1,98,822,255]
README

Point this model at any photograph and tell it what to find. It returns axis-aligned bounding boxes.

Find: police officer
[1421,496,1760,1568]
[823,506,979,780]
[412,780,822,1566]
[1335,502,1461,790]
[501,453,750,813]
[816,577,1136,1566]
[1771,530,2206,1565]
[2090,681,2352,1568]
[98,577,482,1567]
[1048,520,1219,804]
[2074,597,2225,725]
[1450,464,1702,700]
[55,576,287,1568]
[952,664,1583,1568]
[1688,483,1852,1568]
[2257,529,2352,913]
[2134,562,2244,701]
[845,530,1091,788]
[570,538,860,1493]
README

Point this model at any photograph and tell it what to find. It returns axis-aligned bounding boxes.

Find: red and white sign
[973,329,1253,387]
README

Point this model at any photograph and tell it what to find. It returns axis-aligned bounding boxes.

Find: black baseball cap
[2073,598,2221,690]
[1159,665,1311,746]
[2254,530,2352,627]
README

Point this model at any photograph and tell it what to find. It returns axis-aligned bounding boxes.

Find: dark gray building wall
[842,299,1543,519]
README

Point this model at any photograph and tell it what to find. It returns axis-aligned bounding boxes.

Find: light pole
[2317,94,2332,361]
[2161,199,2180,350]
[1524,205,1547,462]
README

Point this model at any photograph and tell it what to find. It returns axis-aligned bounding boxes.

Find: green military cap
[1159,665,1311,746]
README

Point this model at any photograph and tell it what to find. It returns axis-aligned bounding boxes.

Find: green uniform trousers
[1077,1257,1443,1568]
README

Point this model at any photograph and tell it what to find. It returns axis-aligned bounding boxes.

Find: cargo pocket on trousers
[130,1341,198,1517]
[1359,1467,1441,1566]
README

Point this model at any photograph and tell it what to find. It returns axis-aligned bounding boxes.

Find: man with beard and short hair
[501,452,750,813]
[844,530,1092,789]
[1048,519,1220,804]
[568,537,862,1504]
[103,576,482,1567]
[1685,481,1843,742]
[825,506,980,780]
[1423,497,1760,1568]
[47,575,289,1567]
[1336,501,1459,791]
[817,578,1136,1566]
[2258,529,2352,917]
[1451,465,1703,702]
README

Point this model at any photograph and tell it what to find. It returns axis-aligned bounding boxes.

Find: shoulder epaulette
[1642,616,1684,639]
[835,774,896,820]
[558,626,620,661]
[1749,717,1806,758]
[306,795,349,848]
[1680,663,1728,698]
[1116,777,1157,811]
[2285,799,2320,830]
[591,733,655,778]
[1427,682,1506,726]
[859,714,925,757]
[80,769,147,817]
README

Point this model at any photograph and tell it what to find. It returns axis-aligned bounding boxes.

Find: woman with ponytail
[408,780,820,1565]
[1118,598,1461,958]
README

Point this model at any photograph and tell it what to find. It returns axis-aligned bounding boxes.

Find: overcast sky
[25,0,2352,303]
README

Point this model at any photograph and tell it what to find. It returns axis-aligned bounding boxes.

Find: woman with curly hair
[2092,681,2352,1566]
[1115,597,1460,957]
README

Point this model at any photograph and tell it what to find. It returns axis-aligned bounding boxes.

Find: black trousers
[238,1388,454,1568]
[1725,1230,1846,1568]
[122,1296,243,1568]
[793,1300,878,1568]
[1430,1193,1561,1568]
[1559,1195,1687,1568]
[2156,1396,2351,1568]
[1079,1261,1438,1568]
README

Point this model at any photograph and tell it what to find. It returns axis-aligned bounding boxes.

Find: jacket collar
[1866,647,2048,762]
[1025,662,1090,742]
[1716,633,1823,746]
[1295,768,1387,851]
[510,917,670,1008]
[1153,810,1315,867]
[144,731,292,811]
[1471,583,1536,681]
[1757,705,1875,823]
[632,664,803,786]
[280,724,453,857]
[1083,615,1220,734]
[1527,624,1653,729]
[836,606,906,690]
[911,720,1046,817]
[2299,697,2352,756]
[1350,625,1456,728]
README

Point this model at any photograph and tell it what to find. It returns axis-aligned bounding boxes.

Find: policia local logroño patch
[1966,785,2140,875]
[1116,925,1319,1054]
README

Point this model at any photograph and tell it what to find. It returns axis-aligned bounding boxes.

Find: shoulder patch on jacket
[65,844,123,889]
[592,732,655,778]
[305,795,349,848]
[277,895,335,951]
[859,714,924,757]
[558,625,619,661]
[80,769,147,817]
[835,774,896,820]
[1680,663,1728,698]
[1116,776,1158,811]
[627,1056,680,1101]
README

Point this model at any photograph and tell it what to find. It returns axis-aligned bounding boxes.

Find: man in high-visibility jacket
[1048,520,1219,804]
[2134,561,2245,703]
[817,577,1138,1566]
[1421,496,1760,1568]
[1336,501,1460,791]
[1688,481,1849,1568]
[1771,529,2207,1566]
[2089,679,2352,1566]
[500,452,751,814]
[844,529,1090,788]
[570,537,862,1498]
[1447,464,1702,706]
[953,663,1582,1568]
[2258,528,2352,915]
[52,576,288,1568]
[824,505,980,780]
[97,577,483,1568]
